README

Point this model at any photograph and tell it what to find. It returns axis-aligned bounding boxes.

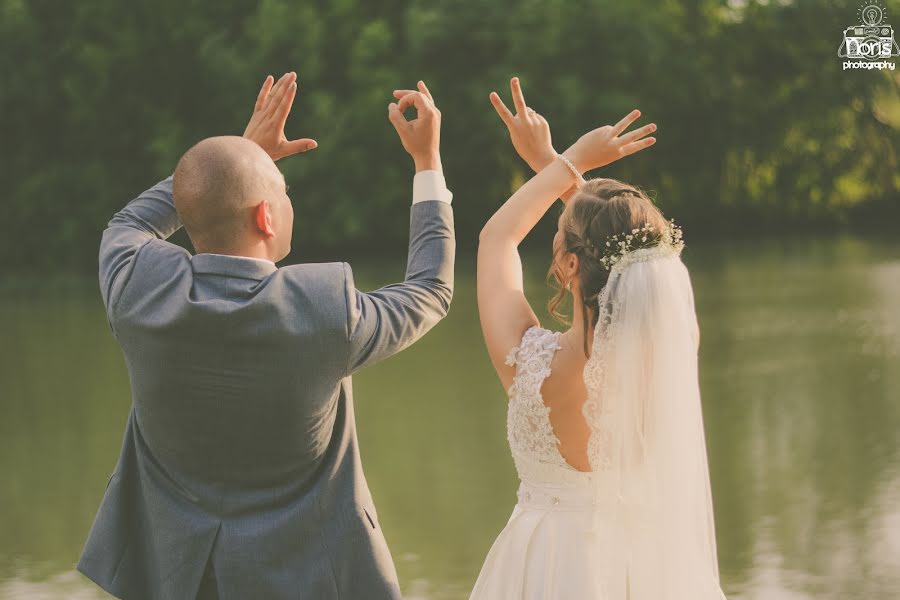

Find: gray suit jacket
[77,175,455,599]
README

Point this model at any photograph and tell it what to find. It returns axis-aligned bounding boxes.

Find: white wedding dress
[470,245,728,599]
[470,325,610,598]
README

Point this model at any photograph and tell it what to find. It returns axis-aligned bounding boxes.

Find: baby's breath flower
[593,219,684,272]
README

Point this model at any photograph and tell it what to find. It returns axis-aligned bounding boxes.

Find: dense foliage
[2,0,897,271]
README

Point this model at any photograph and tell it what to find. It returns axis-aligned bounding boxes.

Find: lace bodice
[505,326,580,483]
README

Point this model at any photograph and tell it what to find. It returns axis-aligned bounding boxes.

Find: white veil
[583,243,727,599]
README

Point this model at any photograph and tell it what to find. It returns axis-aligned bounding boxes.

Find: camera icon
[840,24,899,59]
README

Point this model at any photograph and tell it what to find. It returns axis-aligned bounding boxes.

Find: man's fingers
[399,92,425,111]
[396,91,431,115]
[617,122,657,146]
[272,81,298,128]
[417,80,434,104]
[394,83,434,104]
[393,83,434,107]
[266,72,296,117]
[265,73,290,110]
[255,75,274,112]
[619,136,656,157]
[283,138,318,156]
[396,94,415,112]
[489,91,514,125]
[387,103,408,131]
[611,109,641,137]
[510,77,527,116]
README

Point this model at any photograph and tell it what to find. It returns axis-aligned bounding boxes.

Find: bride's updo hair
[548,178,668,353]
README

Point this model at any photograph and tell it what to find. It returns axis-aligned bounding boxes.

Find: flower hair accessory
[597,219,684,271]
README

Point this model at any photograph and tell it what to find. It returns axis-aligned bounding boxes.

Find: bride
[472,77,727,599]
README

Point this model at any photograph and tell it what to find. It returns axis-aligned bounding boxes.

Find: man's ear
[254,201,275,238]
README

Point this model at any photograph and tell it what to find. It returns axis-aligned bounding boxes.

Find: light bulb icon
[861,4,883,26]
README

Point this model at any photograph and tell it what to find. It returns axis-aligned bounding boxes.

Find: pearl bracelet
[555,152,582,181]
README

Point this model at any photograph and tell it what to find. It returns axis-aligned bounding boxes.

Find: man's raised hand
[389,80,442,172]
[243,72,318,162]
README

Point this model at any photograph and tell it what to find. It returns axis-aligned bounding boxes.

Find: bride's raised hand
[489,77,556,173]
[243,72,318,161]
[563,109,656,173]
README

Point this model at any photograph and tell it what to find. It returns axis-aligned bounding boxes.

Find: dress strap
[504,326,563,394]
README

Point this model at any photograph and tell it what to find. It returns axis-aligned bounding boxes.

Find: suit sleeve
[343,200,455,376]
[99,175,181,322]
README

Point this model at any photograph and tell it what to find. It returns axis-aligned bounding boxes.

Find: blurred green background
[2,0,900,599]
[1,0,898,271]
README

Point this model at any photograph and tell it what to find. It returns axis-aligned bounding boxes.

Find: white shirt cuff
[412,170,453,205]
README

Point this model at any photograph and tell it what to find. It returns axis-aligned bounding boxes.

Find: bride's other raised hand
[562,109,656,173]
[489,77,556,173]
[243,72,319,161]
[489,77,581,203]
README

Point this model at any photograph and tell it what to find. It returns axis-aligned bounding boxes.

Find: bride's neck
[563,287,594,353]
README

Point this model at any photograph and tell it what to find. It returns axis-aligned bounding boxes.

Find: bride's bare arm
[477,157,582,388]
[477,108,657,388]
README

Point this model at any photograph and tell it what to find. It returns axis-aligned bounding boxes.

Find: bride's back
[541,333,593,472]
[505,325,595,474]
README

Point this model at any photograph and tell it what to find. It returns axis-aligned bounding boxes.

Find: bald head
[173,136,290,256]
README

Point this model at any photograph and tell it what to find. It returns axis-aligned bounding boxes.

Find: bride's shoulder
[504,324,562,367]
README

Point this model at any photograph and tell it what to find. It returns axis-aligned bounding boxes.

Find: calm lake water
[1,236,899,599]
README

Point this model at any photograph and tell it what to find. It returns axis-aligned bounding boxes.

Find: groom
[77,72,455,599]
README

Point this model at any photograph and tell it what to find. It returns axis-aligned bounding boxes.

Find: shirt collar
[191,252,278,280]
[201,252,277,268]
